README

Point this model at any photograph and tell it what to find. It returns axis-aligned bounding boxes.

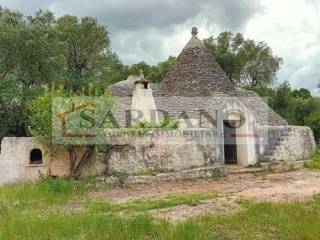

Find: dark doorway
[30,149,43,165]
[223,120,237,164]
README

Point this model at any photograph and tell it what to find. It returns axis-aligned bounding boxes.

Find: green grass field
[0,176,320,240]
[306,145,320,170]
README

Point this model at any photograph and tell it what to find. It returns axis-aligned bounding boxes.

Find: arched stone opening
[30,148,43,165]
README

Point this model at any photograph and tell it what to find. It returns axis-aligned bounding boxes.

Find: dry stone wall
[269,126,315,161]
[257,126,316,162]
[106,129,216,175]
[0,129,217,184]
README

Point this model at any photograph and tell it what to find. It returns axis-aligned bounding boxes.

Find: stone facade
[0,129,216,184]
[0,137,103,184]
[0,27,317,185]
[0,137,68,184]
[259,126,316,162]
[106,129,216,175]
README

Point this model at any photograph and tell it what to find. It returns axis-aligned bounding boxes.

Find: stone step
[260,160,308,172]
[261,127,294,164]
[222,166,266,175]
[102,166,215,185]
[260,155,274,162]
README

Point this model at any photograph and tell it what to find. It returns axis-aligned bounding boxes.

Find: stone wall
[0,125,313,184]
[270,126,315,161]
[257,126,316,162]
[106,129,216,175]
[0,129,216,184]
[0,137,49,184]
[255,126,288,159]
[0,137,71,184]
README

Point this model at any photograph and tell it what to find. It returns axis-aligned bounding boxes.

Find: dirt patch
[89,169,320,221]
[150,197,239,221]
[91,169,320,203]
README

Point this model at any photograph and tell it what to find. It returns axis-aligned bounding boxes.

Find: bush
[131,119,180,130]
[305,111,320,143]
[157,119,180,129]
[306,145,320,170]
[37,177,73,197]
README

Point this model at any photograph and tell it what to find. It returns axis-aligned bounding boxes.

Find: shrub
[305,111,320,143]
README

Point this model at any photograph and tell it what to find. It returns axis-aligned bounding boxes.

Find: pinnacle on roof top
[191,27,198,36]
[183,27,203,49]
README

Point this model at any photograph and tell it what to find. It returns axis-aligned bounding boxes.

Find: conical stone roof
[156,27,287,125]
[159,27,235,96]
[109,27,287,126]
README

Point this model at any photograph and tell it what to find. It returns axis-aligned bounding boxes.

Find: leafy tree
[293,97,320,125]
[204,32,282,88]
[246,85,277,106]
[305,112,320,143]
[99,52,128,87]
[291,88,312,99]
[0,7,26,79]
[126,61,151,80]
[0,8,55,137]
[56,15,121,92]
[0,75,21,139]
[270,82,293,121]
[251,83,320,128]
[0,7,123,139]
[126,56,176,83]
[28,86,113,178]
[57,15,109,75]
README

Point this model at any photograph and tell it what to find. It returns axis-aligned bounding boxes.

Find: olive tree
[28,86,114,179]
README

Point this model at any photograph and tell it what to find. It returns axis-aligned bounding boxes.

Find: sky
[0,0,319,95]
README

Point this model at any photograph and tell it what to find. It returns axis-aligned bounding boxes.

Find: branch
[74,145,94,177]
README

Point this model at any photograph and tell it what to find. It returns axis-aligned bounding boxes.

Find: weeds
[306,145,320,170]
[1,178,320,239]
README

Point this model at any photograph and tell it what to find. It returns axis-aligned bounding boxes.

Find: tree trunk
[74,146,94,179]
[67,147,78,179]
[67,146,94,179]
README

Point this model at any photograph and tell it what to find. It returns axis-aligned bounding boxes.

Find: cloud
[243,0,320,95]
[0,0,261,64]
[1,0,260,31]
[0,0,319,95]
[0,0,58,16]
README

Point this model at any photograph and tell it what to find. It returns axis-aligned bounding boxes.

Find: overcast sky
[1,0,319,95]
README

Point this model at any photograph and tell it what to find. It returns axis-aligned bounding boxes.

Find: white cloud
[0,0,319,94]
[243,0,320,94]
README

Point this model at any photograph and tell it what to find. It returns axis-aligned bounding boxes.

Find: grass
[121,193,218,211]
[306,145,320,169]
[89,192,218,213]
[1,178,320,239]
[0,177,78,206]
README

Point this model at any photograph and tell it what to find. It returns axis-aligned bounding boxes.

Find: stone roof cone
[159,27,235,96]
[108,27,287,126]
